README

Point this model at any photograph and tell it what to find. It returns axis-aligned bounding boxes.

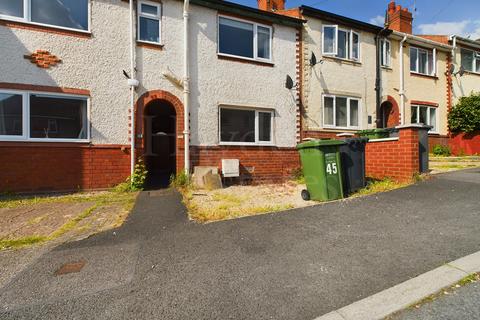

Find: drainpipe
[399,35,407,125]
[451,35,457,65]
[375,28,392,128]
[129,0,137,177]
[183,0,191,174]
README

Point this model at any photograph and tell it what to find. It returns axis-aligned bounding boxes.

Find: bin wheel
[301,189,311,201]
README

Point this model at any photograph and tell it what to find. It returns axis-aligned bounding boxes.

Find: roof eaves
[299,5,383,33]
[191,0,305,27]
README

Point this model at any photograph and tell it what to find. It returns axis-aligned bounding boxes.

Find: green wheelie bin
[296,139,345,201]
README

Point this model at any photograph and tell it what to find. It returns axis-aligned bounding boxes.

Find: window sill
[0,18,91,38]
[464,70,480,76]
[323,126,361,131]
[410,72,438,80]
[0,140,91,147]
[137,41,164,50]
[322,55,362,66]
[381,66,393,71]
[217,54,274,67]
[219,142,276,147]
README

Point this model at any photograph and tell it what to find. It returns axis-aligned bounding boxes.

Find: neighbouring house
[0,0,303,193]
[448,35,480,155]
[450,36,480,104]
[279,6,385,140]
[380,1,452,148]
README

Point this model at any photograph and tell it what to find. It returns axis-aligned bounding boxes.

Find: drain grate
[55,260,86,276]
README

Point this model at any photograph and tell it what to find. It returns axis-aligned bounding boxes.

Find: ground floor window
[323,95,360,129]
[219,107,273,145]
[411,105,437,132]
[0,90,89,141]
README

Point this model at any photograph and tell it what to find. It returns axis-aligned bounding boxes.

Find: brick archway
[135,90,185,172]
[380,96,400,128]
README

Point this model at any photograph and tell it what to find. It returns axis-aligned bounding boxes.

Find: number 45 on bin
[326,162,338,175]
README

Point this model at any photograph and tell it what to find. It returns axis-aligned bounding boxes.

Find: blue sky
[235,0,480,39]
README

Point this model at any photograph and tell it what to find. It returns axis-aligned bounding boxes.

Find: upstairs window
[322,25,360,61]
[410,46,436,76]
[381,39,391,67]
[461,48,480,74]
[138,1,161,44]
[0,0,89,31]
[218,16,272,62]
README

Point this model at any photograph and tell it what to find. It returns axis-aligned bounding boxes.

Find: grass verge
[352,178,411,197]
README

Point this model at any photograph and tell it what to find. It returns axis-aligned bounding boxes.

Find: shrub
[170,171,192,189]
[130,160,148,191]
[448,92,480,133]
[114,160,148,192]
[432,144,451,157]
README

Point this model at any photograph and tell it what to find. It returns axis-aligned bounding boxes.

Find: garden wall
[365,126,420,182]
[449,132,480,156]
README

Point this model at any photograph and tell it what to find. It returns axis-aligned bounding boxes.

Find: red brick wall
[0,143,130,193]
[365,128,420,182]
[449,132,480,155]
[191,146,300,184]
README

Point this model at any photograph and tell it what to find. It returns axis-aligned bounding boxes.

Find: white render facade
[0,0,300,147]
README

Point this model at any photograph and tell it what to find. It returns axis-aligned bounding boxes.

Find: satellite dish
[285,75,294,90]
[458,65,465,77]
[310,52,317,66]
[449,64,455,75]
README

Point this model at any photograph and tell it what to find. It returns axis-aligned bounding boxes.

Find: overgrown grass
[353,178,410,197]
[189,202,295,223]
[0,236,47,251]
[0,191,138,250]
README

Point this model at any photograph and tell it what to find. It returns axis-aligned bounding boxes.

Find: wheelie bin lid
[296,139,345,150]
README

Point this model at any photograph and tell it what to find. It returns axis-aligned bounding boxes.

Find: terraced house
[379,1,452,147]
[0,0,303,192]
[279,5,387,139]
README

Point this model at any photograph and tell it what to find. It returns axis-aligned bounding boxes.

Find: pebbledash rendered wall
[0,0,300,192]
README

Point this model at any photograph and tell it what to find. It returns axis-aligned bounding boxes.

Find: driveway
[1,169,480,320]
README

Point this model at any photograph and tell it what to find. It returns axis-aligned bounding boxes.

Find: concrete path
[0,169,479,320]
[392,278,480,320]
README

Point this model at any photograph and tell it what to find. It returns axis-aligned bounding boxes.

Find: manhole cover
[55,260,86,276]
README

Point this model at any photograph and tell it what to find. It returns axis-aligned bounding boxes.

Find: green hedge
[448,92,480,133]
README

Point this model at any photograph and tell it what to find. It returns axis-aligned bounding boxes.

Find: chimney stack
[387,0,413,34]
[258,0,285,12]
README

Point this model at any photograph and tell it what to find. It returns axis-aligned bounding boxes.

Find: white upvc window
[461,48,480,74]
[410,46,437,76]
[137,0,162,44]
[323,94,361,129]
[381,39,391,67]
[218,15,272,62]
[411,105,438,133]
[219,106,274,145]
[0,0,90,32]
[0,89,90,142]
[322,25,360,61]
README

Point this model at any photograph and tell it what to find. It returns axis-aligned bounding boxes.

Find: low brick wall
[449,132,480,156]
[303,130,346,140]
[191,146,300,184]
[0,143,131,193]
[365,127,420,182]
